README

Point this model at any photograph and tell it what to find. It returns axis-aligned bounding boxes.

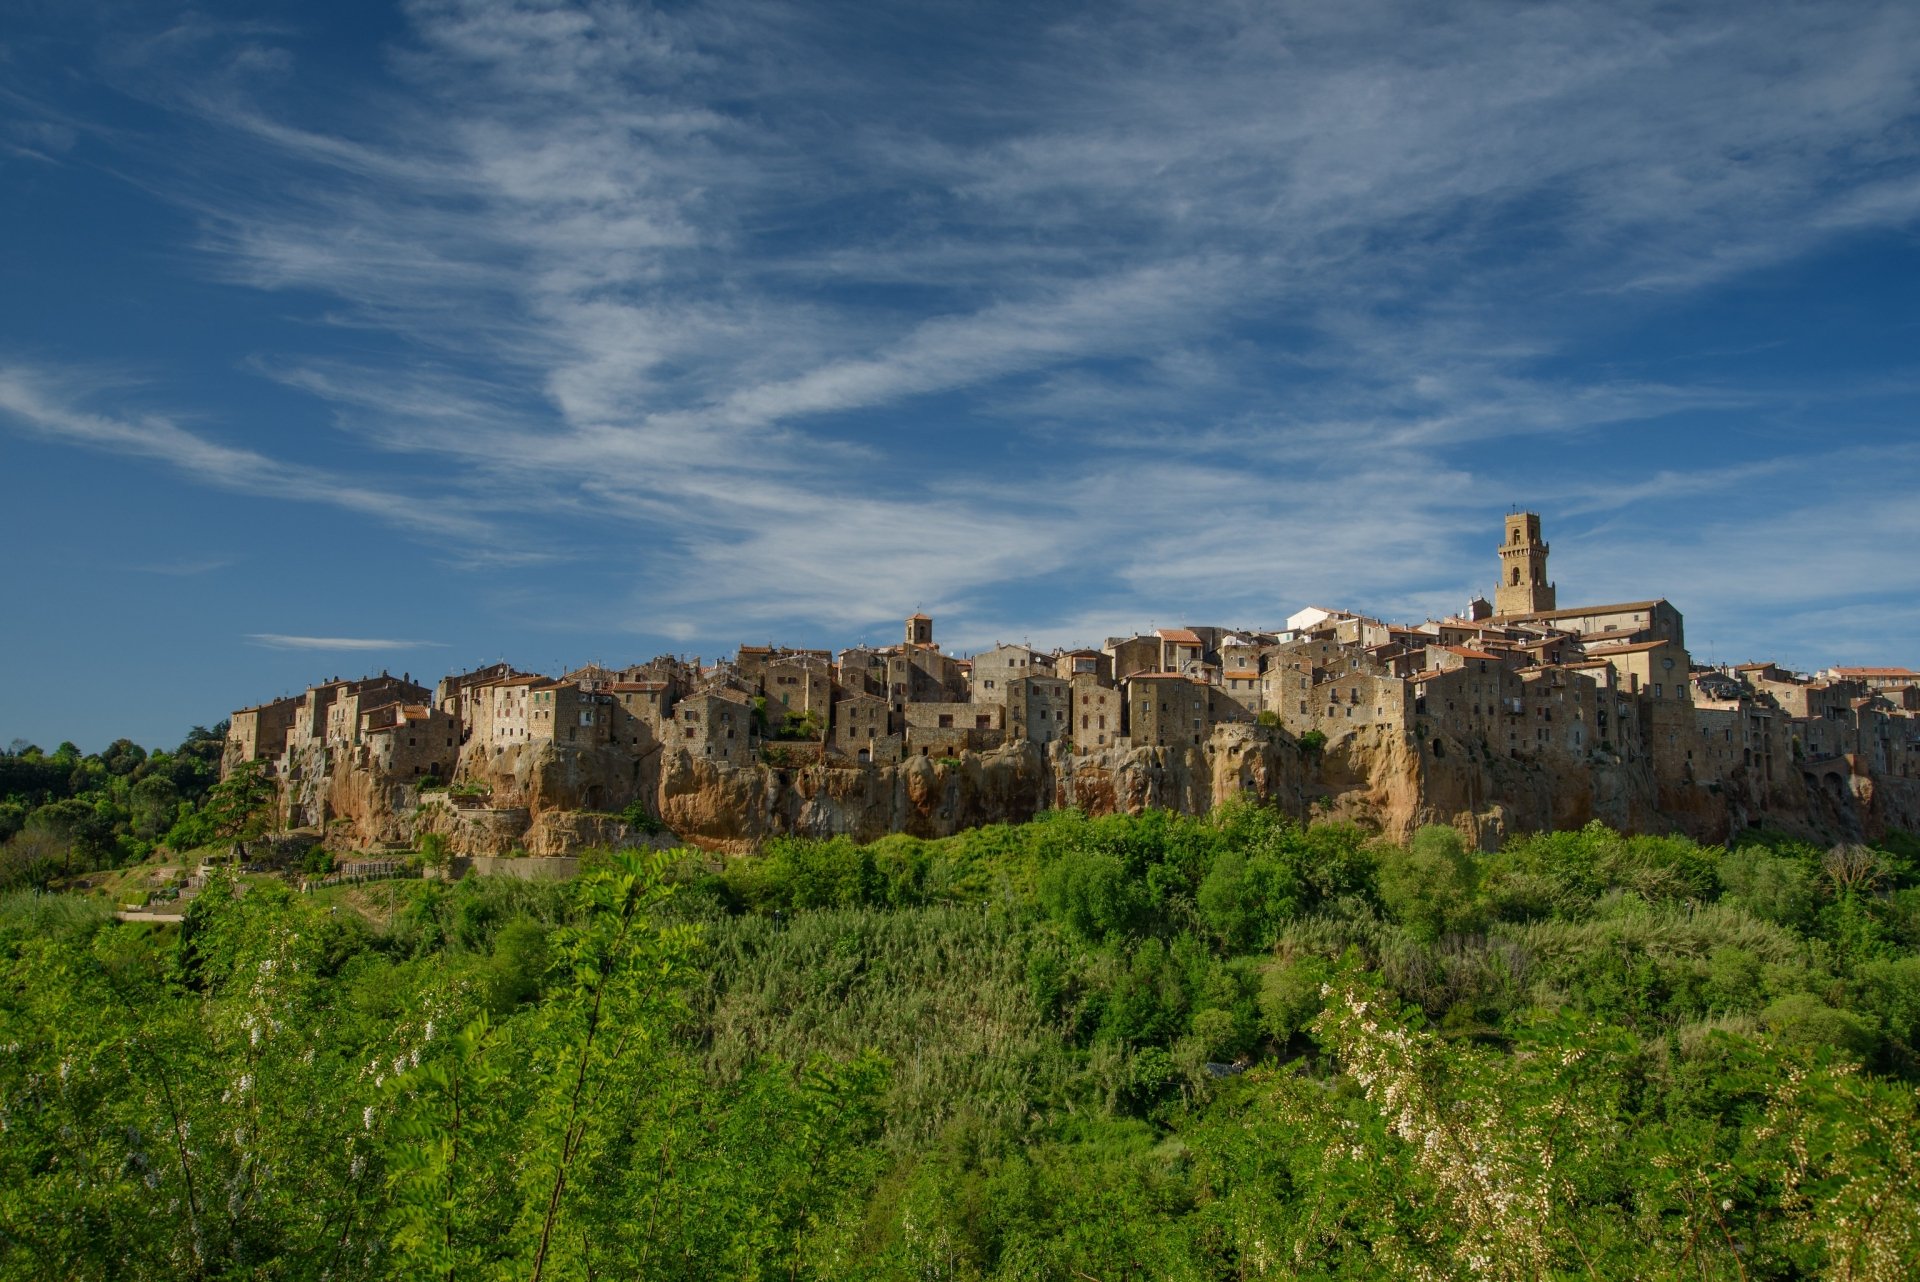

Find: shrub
[1761,992,1877,1059]
[619,799,665,834]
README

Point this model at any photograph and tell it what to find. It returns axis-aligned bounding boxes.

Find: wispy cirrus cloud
[246,634,448,651]
[4,0,1919,669]
[0,362,547,564]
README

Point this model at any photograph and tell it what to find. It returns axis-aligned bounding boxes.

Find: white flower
[363,1106,375,1132]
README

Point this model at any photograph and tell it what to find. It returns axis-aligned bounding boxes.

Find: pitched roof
[1155,628,1204,645]
[1491,599,1666,623]
[1439,645,1501,661]
[1583,640,1675,657]
[1832,666,1920,678]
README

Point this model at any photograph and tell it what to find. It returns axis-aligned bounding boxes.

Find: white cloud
[7,0,1920,660]
[246,634,448,651]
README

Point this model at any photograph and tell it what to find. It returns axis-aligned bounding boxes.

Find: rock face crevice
[300,720,1920,856]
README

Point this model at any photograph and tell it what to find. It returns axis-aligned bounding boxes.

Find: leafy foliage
[5,803,1920,1277]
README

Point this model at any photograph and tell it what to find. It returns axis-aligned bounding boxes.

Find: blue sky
[3,0,1919,751]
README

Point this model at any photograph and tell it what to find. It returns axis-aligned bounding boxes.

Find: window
[938,714,954,728]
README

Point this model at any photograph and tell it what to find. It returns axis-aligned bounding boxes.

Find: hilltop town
[221,514,1920,854]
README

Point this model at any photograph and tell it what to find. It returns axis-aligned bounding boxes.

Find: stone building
[444,666,531,735]
[1071,674,1121,749]
[1296,671,1414,741]
[358,703,460,781]
[1494,511,1557,616]
[1104,634,1162,681]
[322,676,435,751]
[527,681,615,749]
[1262,634,1394,731]
[903,701,1004,756]
[1156,628,1209,675]
[973,644,1052,704]
[1502,600,1685,649]
[1218,666,1263,715]
[1126,673,1213,748]
[1007,674,1072,745]
[735,645,833,691]
[224,695,301,776]
[673,690,755,766]
[1581,639,1692,704]
[831,692,894,761]
[836,646,888,697]
[1054,649,1114,685]
[471,674,545,754]
[1828,666,1920,693]
[763,654,834,718]
[609,681,671,748]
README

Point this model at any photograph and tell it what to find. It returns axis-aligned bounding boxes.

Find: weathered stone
[275,712,1920,858]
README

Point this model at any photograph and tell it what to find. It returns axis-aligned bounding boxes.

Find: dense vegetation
[5,800,1920,1278]
[0,730,267,890]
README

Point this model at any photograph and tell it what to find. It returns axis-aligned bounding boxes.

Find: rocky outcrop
[288,720,1920,857]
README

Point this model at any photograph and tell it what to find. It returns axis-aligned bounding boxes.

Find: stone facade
[1126,673,1213,748]
[226,512,1920,857]
[972,644,1052,705]
[1071,674,1121,749]
[1007,674,1072,745]
[1494,511,1557,616]
[831,692,894,760]
[225,695,301,776]
[672,690,755,766]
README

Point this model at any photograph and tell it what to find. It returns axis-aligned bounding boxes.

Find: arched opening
[1510,567,1521,585]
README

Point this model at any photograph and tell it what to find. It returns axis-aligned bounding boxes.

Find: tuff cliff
[301,721,1918,856]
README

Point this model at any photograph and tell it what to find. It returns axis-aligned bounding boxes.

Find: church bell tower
[1495,512,1556,616]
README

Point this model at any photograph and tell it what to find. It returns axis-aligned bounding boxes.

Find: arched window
[1511,567,1521,585]
[1512,529,1522,544]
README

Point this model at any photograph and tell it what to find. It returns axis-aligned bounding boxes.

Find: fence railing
[303,860,421,891]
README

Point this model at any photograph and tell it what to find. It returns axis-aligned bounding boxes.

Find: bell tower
[905,612,933,648]
[1495,512,1556,616]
